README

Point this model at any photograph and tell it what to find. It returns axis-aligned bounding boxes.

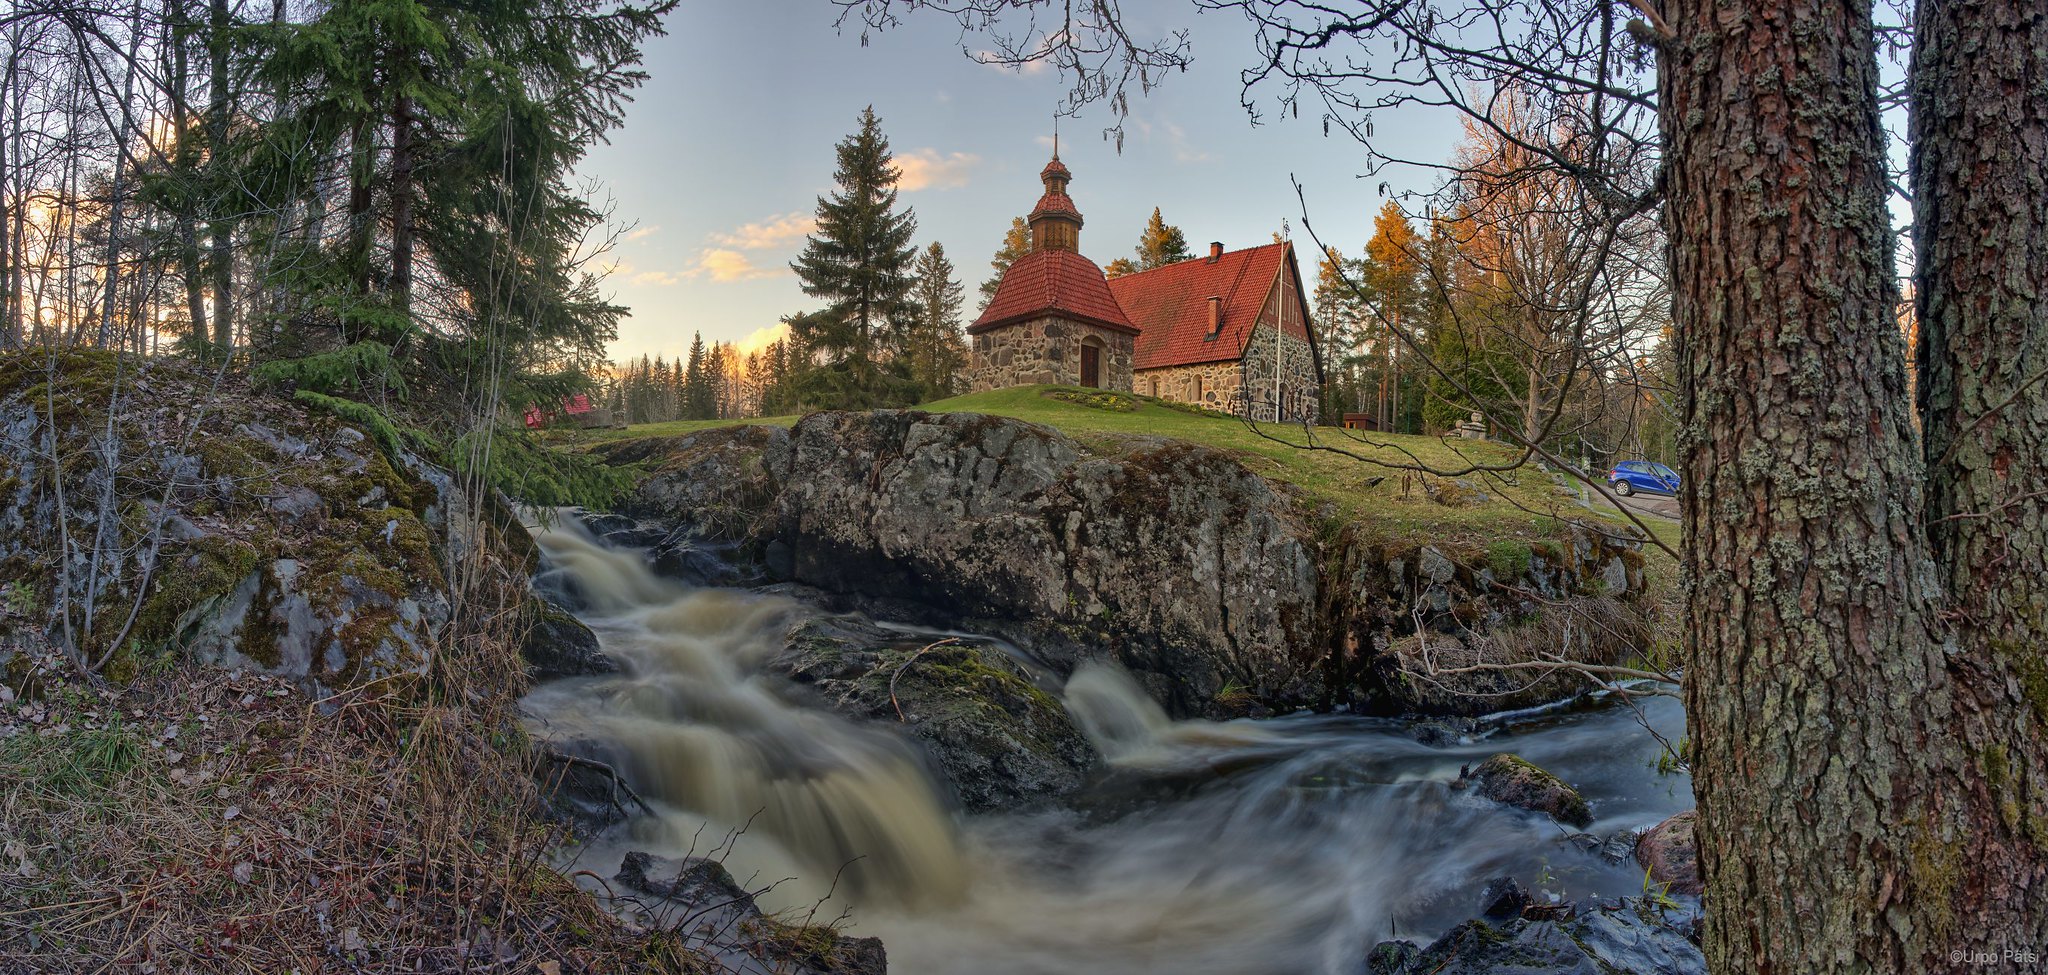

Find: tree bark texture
[1663,0,1961,970]
[1910,0,2048,961]
[206,0,232,350]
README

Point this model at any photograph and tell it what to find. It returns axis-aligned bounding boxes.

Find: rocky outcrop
[0,352,468,696]
[1367,901,1702,975]
[614,851,888,975]
[1459,753,1594,828]
[773,616,1095,811]
[1331,528,1651,717]
[1637,810,1702,895]
[611,411,1324,715]
[606,410,1648,718]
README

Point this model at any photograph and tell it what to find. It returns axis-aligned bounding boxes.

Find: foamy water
[521,520,1691,974]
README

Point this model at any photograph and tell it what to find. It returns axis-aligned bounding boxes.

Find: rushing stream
[520,520,1692,974]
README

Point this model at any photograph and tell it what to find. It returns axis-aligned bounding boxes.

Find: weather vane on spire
[1052,111,1059,159]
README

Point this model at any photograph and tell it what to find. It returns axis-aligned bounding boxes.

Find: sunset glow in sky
[577,3,1463,364]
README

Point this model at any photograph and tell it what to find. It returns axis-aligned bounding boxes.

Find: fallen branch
[890,638,957,722]
[543,751,656,818]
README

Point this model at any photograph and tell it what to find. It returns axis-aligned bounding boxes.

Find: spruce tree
[707,342,731,418]
[908,242,968,399]
[977,216,1031,308]
[789,106,921,407]
[683,332,715,420]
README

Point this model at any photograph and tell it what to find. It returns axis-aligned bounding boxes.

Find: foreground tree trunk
[1665,0,1944,969]
[1910,0,2048,959]
[1670,0,2048,971]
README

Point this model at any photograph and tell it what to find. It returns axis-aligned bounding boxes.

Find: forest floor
[0,353,735,974]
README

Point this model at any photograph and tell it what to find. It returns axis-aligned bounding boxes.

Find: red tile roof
[1109,242,1308,370]
[1041,157,1071,179]
[1030,190,1080,220]
[970,248,1139,335]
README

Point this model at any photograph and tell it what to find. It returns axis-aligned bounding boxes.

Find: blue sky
[577,2,1467,363]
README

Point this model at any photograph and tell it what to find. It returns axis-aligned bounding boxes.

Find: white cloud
[1165,122,1211,164]
[685,248,784,283]
[733,321,790,356]
[624,224,660,242]
[712,212,814,250]
[896,149,981,191]
[632,269,684,286]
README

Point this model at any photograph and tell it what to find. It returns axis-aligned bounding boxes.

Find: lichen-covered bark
[1662,1,1962,970]
[1911,0,2048,959]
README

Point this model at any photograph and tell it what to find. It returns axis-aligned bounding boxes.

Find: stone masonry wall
[967,315,1135,392]
[1136,325,1318,422]
[1236,325,1321,423]
[1134,360,1244,413]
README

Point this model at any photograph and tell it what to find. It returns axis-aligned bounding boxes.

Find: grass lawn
[555,386,1675,580]
[551,413,800,441]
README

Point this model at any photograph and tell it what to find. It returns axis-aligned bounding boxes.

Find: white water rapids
[519,521,1691,974]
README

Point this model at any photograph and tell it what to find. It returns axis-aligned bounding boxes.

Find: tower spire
[1030,148,1080,252]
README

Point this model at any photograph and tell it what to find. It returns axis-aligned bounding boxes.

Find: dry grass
[0,549,712,975]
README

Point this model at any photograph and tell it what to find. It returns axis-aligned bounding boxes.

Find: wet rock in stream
[614,851,888,975]
[1458,753,1594,828]
[519,601,616,681]
[771,616,1096,812]
[1636,810,1702,896]
[1368,899,1703,975]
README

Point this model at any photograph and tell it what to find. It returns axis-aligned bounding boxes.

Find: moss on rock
[1464,753,1594,828]
[773,617,1095,811]
[0,351,467,695]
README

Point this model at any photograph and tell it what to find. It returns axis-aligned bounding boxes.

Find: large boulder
[0,352,467,696]
[773,616,1095,811]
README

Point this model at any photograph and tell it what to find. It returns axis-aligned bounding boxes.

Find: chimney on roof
[1207,295,1223,337]
[1208,241,1223,262]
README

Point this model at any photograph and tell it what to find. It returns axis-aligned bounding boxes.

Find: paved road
[1610,492,1680,522]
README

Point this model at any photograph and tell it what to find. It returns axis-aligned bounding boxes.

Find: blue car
[1608,460,1679,497]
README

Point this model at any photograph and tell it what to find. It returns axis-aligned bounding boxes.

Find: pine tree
[908,241,968,399]
[977,216,1031,308]
[1134,207,1192,270]
[789,106,921,408]
[1103,257,1137,278]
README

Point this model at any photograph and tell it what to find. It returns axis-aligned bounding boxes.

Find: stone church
[966,155,1323,423]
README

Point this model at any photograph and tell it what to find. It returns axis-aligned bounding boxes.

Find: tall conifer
[789,106,920,407]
